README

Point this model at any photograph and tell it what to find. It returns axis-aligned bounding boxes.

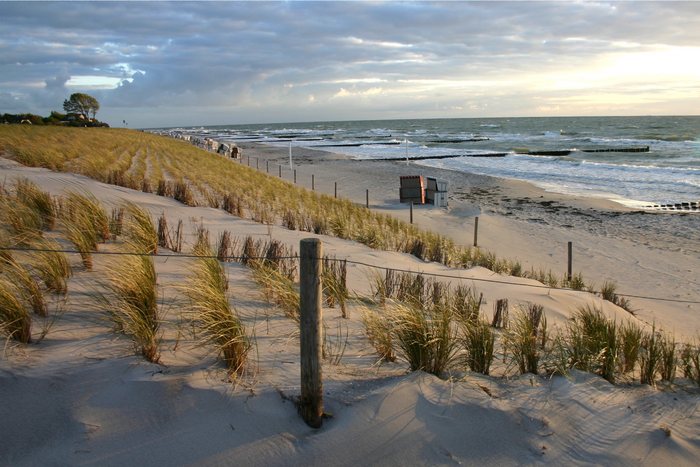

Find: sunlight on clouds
[332,87,384,99]
[344,36,413,48]
[66,75,124,89]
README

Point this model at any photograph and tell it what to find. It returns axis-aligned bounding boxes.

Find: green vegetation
[99,251,161,362]
[183,245,249,374]
[63,92,100,120]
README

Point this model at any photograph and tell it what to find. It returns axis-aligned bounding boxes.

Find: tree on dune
[63,93,100,120]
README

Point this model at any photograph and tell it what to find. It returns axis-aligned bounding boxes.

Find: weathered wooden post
[266,160,269,174]
[279,165,282,178]
[247,155,250,166]
[410,202,414,224]
[256,158,259,170]
[312,174,315,191]
[294,169,297,184]
[299,238,323,428]
[334,182,337,198]
[366,189,369,208]
[473,216,479,247]
[567,241,573,283]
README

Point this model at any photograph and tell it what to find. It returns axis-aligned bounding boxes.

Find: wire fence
[2,245,698,305]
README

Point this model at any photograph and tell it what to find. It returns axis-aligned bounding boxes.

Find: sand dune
[1,153,699,466]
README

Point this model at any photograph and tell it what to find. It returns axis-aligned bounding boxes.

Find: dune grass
[0,278,32,343]
[0,190,44,245]
[361,306,396,363]
[565,305,619,383]
[461,317,496,375]
[183,247,249,374]
[123,202,158,254]
[640,324,662,386]
[388,300,459,377]
[98,250,160,362]
[505,304,548,375]
[3,258,47,318]
[61,191,110,269]
[322,256,348,317]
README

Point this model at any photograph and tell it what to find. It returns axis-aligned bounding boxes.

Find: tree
[63,93,100,120]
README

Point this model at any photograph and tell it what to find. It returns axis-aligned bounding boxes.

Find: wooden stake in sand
[474,216,479,247]
[299,238,323,428]
[567,241,573,282]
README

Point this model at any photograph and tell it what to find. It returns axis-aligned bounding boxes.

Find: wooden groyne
[368,152,508,162]
[641,201,700,212]
[581,146,649,153]
[516,147,650,156]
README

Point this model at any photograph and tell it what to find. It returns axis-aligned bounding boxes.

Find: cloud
[1,1,699,126]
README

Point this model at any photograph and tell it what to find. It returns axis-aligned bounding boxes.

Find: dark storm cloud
[1,1,698,126]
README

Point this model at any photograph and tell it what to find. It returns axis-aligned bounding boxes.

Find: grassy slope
[0,125,521,274]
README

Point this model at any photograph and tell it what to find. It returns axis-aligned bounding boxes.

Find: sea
[162,116,700,208]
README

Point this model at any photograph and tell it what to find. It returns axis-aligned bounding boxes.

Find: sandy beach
[1,141,699,466]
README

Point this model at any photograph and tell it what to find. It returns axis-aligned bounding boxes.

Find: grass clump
[251,262,300,322]
[3,258,47,317]
[461,317,495,375]
[123,202,158,254]
[640,325,661,386]
[565,305,619,383]
[14,178,56,230]
[323,256,348,318]
[98,251,160,362]
[600,280,634,314]
[505,304,548,375]
[183,247,249,374]
[0,278,32,343]
[659,333,678,383]
[680,343,700,386]
[361,307,396,362]
[389,300,459,377]
[620,321,643,374]
[61,191,110,269]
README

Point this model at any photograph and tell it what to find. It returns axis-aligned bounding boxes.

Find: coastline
[238,141,700,339]
[2,137,700,466]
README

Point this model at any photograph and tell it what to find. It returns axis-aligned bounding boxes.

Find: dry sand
[1,149,699,466]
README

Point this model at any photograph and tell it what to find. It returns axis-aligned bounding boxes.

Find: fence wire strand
[1,246,698,305]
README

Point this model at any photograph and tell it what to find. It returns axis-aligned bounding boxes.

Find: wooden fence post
[567,241,573,282]
[299,238,323,428]
[366,189,369,208]
[312,174,315,191]
[279,165,282,178]
[266,160,269,174]
[473,216,479,247]
[410,202,413,224]
[256,158,259,170]
[294,169,297,184]
[334,182,337,198]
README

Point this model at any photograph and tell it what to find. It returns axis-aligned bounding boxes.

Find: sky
[1,1,700,128]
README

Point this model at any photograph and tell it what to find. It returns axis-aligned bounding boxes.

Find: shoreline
[238,141,700,338]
